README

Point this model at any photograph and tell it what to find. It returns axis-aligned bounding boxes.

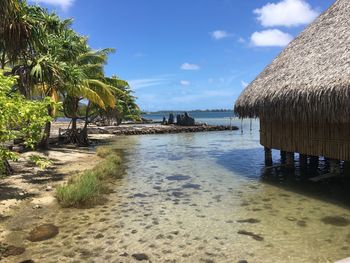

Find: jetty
[86,123,238,136]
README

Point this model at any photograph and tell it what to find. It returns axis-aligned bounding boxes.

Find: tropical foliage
[0,0,140,174]
[0,72,52,174]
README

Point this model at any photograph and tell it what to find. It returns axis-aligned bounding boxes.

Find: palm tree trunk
[38,106,53,149]
[72,117,77,131]
[1,51,5,69]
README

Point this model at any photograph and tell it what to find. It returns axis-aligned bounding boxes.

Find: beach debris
[27,224,59,242]
[32,204,41,209]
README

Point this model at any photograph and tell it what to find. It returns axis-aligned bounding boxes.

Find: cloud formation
[180,63,200,71]
[30,0,75,10]
[180,80,190,86]
[251,29,293,47]
[129,77,169,90]
[254,0,319,27]
[211,30,230,40]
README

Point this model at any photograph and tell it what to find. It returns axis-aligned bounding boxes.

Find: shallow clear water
[4,119,350,262]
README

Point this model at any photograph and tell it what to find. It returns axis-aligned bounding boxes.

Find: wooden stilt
[309,156,319,170]
[286,152,295,170]
[280,151,286,164]
[300,154,308,170]
[344,161,350,177]
[329,159,340,174]
[264,147,272,166]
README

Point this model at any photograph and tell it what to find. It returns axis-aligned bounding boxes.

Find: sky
[29,0,335,111]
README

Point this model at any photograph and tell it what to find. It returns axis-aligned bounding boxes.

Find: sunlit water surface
[4,119,350,263]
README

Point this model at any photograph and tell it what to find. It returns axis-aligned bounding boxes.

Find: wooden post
[344,161,350,177]
[309,156,319,170]
[329,159,340,174]
[286,152,295,170]
[264,147,272,166]
[299,154,308,171]
[280,151,287,164]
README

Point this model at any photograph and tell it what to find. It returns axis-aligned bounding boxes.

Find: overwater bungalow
[234,0,350,172]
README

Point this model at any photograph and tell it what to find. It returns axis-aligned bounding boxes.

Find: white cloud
[133,52,147,58]
[180,80,190,86]
[254,0,319,27]
[211,30,230,40]
[251,29,293,47]
[129,77,169,90]
[241,81,248,88]
[238,37,246,43]
[180,63,200,71]
[29,0,75,10]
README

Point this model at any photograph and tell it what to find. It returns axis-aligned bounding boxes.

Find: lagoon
[4,118,350,262]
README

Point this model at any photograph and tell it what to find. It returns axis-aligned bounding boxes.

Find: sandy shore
[0,134,116,243]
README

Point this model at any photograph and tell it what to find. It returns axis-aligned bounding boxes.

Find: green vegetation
[0,72,52,174]
[56,171,101,207]
[56,146,123,207]
[0,0,140,175]
[28,155,53,170]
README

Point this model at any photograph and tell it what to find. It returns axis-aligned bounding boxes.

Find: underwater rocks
[27,224,59,242]
[182,183,201,189]
[0,243,25,258]
[321,216,350,226]
[166,175,191,181]
[237,218,261,224]
[132,253,149,261]
[237,230,264,241]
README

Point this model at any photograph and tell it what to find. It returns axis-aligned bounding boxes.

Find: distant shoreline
[142,109,235,114]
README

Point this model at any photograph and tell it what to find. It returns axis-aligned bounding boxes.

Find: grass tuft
[56,146,123,208]
[56,171,101,207]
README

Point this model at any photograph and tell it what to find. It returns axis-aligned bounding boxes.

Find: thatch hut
[234,0,350,170]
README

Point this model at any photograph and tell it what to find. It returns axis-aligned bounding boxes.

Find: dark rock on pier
[176,112,195,126]
[168,113,175,124]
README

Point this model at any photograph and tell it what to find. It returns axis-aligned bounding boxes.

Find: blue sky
[30,0,334,111]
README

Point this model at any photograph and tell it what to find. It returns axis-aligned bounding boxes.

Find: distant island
[142,109,234,114]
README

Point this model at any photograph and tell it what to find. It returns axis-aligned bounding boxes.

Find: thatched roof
[234,0,350,123]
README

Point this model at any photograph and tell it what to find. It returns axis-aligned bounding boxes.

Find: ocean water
[4,117,350,262]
